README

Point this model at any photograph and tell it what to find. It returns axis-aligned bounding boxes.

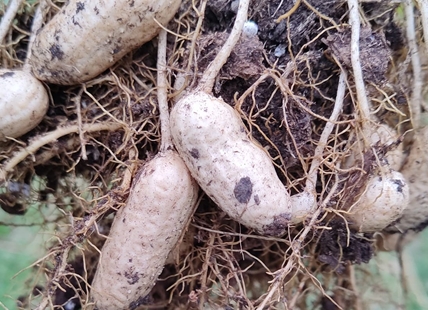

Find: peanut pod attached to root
[170,91,313,236]
[342,125,409,232]
[346,167,409,232]
[341,0,409,232]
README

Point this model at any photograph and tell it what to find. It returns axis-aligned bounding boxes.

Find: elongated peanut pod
[170,92,311,236]
[91,150,198,309]
[30,0,182,85]
[346,168,409,232]
[0,69,48,139]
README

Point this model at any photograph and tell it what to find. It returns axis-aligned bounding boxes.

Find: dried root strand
[0,122,123,181]
[255,71,346,309]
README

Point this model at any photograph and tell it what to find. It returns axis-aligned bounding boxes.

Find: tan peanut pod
[0,69,48,139]
[30,0,182,85]
[91,150,198,309]
[346,168,409,232]
[170,91,312,236]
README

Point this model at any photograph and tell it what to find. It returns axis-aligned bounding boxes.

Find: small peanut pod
[30,0,182,85]
[170,91,311,236]
[386,127,428,232]
[346,168,409,232]
[0,69,48,139]
[91,150,198,309]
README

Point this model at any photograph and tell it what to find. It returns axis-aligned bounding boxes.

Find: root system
[1,0,427,309]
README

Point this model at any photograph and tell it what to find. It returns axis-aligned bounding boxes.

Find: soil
[316,220,374,273]
[324,27,391,85]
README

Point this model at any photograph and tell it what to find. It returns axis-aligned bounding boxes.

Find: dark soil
[324,27,391,85]
[315,220,374,273]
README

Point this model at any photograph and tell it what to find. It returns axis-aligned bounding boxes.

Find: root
[276,0,302,23]
[34,149,138,310]
[198,0,250,93]
[23,0,46,71]
[347,0,371,121]
[0,0,24,45]
[73,88,88,160]
[256,70,346,309]
[184,0,208,90]
[306,71,347,193]
[0,122,123,180]
[256,175,339,309]
[157,29,173,151]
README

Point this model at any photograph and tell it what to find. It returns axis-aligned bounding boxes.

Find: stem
[198,0,250,93]
[0,0,24,45]
[405,0,422,129]
[347,0,371,121]
[1,122,122,179]
[24,0,46,71]
[157,29,173,151]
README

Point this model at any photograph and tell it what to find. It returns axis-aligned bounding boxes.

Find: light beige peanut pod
[170,91,312,236]
[91,150,198,309]
[0,69,48,139]
[30,0,182,85]
[346,168,409,232]
[386,127,428,232]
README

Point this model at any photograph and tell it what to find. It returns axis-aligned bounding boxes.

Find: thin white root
[198,0,250,93]
[0,0,24,44]
[291,71,347,220]
[256,72,347,308]
[347,0,371,121]
[306,71,346,193]
[256,178,339,310]
[24,0,47,71]
[0,122,122,180]
[157,29,173,151]
[185,0,208,81]
[405,0,423,128]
